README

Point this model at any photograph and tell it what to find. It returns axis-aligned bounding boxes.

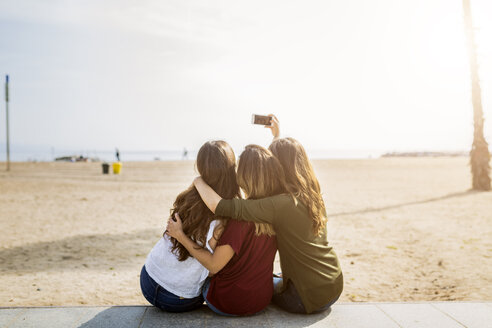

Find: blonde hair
[269,138,327,236]
[237,144,288,237]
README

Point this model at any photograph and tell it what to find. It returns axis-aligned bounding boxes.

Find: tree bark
[463,0,491,190]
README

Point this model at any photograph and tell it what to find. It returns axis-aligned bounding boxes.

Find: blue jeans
[140,265,203,312]
[201,278,238,317]
[272,277,339,314]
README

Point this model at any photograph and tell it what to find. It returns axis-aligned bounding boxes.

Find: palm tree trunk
[463,0,491,191]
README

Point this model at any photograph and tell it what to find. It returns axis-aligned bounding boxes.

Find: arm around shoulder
[166,213,234,274]
[218,196,278,224]
[193,177,222,213]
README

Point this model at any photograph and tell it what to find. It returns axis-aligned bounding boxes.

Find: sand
[0,158,491,306]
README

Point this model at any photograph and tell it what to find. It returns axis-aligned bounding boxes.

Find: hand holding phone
[251,114,279,139]
[267,114,280,139]
[251,114,272,126]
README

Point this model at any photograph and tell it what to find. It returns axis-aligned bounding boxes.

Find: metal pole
[5,75,10,171]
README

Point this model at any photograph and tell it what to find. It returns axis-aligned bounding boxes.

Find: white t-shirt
[144,220,217,298]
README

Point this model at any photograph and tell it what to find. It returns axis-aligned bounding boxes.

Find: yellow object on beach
[112,162,122,174]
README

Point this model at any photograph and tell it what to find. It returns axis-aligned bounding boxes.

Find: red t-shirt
[206,220,277,315]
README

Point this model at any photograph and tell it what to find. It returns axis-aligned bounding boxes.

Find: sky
[0,0,491,160]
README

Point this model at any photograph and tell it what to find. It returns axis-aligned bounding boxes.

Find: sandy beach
[0,158,491,306]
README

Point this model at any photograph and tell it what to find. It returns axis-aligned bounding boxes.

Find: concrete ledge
[1,302,491,328]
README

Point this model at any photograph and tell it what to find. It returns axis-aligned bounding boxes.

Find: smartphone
[251,114,272,126]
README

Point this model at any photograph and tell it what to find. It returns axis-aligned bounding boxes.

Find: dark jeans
[272,277,340,314]
[202,278,238,317]
[140,265,204,312]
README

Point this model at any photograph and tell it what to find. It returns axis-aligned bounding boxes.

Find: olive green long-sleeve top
[216,194,343,313]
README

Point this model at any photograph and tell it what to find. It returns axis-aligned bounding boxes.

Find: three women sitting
[141,121,343,315]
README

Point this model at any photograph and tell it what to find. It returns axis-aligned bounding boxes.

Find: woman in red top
[166,144,289,316]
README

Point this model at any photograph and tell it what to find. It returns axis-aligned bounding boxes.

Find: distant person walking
[182,148,188,160]
[115,148,120,162]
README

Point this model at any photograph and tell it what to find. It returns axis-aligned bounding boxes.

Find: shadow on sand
[0,229,160,273]
[328,190,478,217]
[3,191,480,273]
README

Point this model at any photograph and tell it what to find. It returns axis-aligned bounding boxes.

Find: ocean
[0,146,386,162]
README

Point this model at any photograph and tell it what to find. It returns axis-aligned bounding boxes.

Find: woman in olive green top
[193,121,343,314]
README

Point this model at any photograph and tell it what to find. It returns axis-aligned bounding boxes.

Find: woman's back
[206,220,276,316]
[215,194,342,314]
[144,220,217,298]
[145,184,219,298]
[141,140,240,312]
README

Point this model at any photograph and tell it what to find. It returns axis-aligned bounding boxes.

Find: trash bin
[113,162,122,174]
[102,163,110,174]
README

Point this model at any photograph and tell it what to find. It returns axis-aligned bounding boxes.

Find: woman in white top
[141,140,240,312]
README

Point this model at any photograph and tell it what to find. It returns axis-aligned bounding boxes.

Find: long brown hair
[237,144,288,236]
[269,138,327,236]
[170,140,240,261]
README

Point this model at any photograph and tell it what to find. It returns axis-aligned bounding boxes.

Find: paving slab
[432,302,492,328]
[0,308,27,328]
[377,303,465,328]
[6,307,97,328]
[142,305,272,327]
[265,305,334,328]
[78,306,147,328]
[1,302,491,328]
[321,304,400,328]
[201,309,270,328]
[140,306,207,328]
